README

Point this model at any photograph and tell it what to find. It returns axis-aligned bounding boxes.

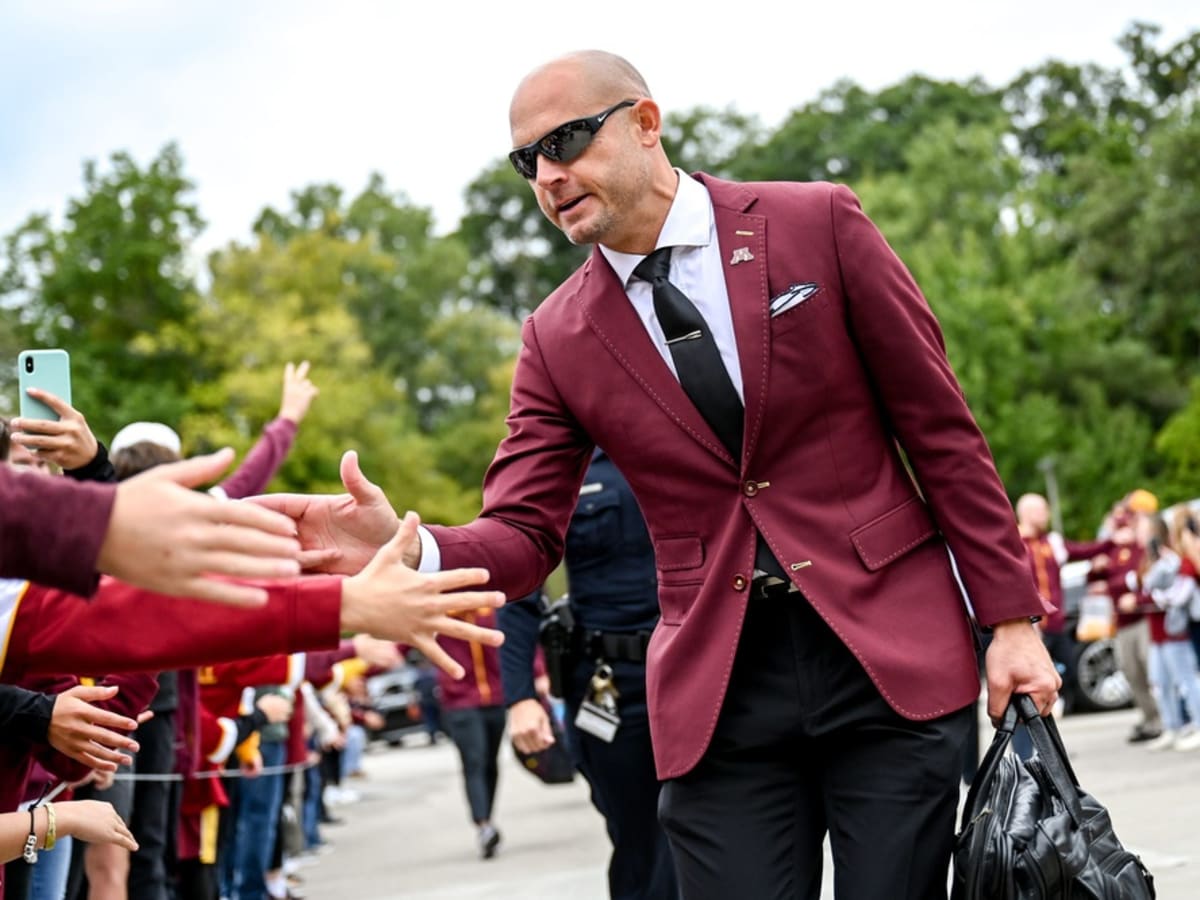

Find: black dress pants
[658,591,972,900]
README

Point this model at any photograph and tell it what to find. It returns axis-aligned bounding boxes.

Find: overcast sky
[1,1,1195,265]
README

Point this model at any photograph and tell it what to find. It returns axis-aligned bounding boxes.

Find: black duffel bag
[952,694,1155,899]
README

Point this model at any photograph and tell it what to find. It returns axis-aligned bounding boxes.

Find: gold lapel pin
[730,247,754,265]
[735,230,755,236]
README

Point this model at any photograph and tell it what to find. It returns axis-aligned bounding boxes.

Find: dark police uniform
[498,448,679,900]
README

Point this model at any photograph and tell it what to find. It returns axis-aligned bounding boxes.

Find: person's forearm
[0,806,51,864]
[496,592,543,704]
[3,577,341,681]
[0,469,114,596]
[65,441,118,484]
[216,419,298,500]
[0,684,55,743]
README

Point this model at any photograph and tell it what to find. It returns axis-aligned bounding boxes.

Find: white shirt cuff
[417,525,442,573]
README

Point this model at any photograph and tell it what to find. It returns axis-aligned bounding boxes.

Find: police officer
[498,448,678,900]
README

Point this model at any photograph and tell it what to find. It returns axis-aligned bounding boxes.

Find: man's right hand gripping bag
[952,694,1155,899]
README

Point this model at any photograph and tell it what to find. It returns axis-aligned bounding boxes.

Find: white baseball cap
[110,421,183,455]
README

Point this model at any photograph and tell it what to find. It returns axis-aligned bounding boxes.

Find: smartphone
[17,349,72,422]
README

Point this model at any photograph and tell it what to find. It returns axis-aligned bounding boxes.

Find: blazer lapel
[575,249,737,466]
[707,180,770,466]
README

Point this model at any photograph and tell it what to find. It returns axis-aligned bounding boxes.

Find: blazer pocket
[654,535,706,624]
[769,286,826,337]
[655,534,705,582]
[849,497,939,571]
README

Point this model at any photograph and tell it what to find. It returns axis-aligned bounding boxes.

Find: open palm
[250,450,403,575]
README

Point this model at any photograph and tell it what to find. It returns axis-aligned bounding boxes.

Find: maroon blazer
[429,175,1051,779]
[0,466,113,597]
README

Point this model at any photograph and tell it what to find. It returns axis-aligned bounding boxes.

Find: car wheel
[1072,639,1132,712]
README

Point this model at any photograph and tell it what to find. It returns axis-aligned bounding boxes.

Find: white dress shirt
[418,171,742,572]
[600,170,744,402]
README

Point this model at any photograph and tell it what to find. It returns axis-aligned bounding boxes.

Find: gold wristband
[44,803,57,851]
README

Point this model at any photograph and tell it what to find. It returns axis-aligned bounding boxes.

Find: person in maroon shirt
[1015,492,1120,712]
[419,608,508,860]
[1093,495,1162,742]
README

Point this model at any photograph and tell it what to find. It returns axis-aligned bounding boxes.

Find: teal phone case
[17,349,72,422]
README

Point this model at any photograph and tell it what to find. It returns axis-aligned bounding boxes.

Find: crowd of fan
[4,356,1199,900]
[0,364,421,900]
[1016,487,1200,753]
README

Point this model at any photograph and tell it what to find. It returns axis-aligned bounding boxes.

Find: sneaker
[1174,730,1200,751]
[477,824,501,860]
[1146,730,1177,751]
[1127,724,1163,744]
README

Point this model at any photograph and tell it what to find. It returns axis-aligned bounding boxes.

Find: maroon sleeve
[217,418,298,500]
[306,640,357,688]
[832,185,1051,626]
[0,467,114,596]
[2,576,342,681]
[1063,538,1115,561]
[26,671,160,784]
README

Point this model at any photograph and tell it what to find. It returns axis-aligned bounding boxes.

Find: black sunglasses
[508,100,638,180]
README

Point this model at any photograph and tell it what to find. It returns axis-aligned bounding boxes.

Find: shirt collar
[600,169,714,288]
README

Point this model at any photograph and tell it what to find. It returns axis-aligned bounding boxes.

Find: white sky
[1,1,1195,265]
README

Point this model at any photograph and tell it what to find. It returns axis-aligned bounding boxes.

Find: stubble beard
[563,170,647,249]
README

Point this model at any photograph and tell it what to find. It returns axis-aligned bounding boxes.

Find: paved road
[300,707,1198,898]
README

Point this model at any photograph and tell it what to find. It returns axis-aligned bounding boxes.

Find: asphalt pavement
[299,707,1198,899]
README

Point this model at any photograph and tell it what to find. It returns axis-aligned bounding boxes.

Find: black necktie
[634,247,787,581]
[635,247,743,458]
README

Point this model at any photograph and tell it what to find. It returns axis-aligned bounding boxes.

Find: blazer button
[743,480,759,497]
[732,574,748,591]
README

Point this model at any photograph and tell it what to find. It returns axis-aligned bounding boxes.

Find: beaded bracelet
[21,803,56,863]
[22,808,38,864]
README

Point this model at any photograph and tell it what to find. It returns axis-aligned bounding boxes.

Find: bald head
[1016,493,1050,533]
[510,50,651,126]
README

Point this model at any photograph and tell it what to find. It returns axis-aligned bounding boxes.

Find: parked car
[364,666,424,745]
[1059,559,1131,713]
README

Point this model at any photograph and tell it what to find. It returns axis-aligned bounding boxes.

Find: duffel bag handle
[1012,693,1085,827]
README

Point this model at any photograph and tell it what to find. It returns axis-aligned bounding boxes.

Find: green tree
[183,229,482,524]
[458,159,586,320]
[732,75,1003,184]
[0,144,204,439]
[254,175,467,391]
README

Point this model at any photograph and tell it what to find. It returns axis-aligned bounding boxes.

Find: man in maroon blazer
[262,51,1059,898]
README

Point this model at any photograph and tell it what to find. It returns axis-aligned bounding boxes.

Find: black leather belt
[575,629,653,664]
[750,575,800,601]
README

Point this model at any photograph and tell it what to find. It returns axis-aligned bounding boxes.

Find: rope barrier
[107,761,315,783]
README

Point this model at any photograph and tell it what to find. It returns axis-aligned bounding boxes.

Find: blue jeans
[340,724,367,780]
[231,740,287,900]
[302,741,324,849]
[1149,639,1200,731]
[29,835,72,900]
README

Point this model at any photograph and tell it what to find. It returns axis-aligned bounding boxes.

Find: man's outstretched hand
[249,450,413,575]
[340,511,504,680]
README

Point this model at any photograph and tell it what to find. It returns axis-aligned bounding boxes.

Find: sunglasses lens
[509,148,538,179]
[553,125,595,165]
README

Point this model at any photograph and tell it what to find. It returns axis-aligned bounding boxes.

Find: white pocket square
[770,282,820,316]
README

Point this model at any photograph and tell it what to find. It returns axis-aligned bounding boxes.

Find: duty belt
[575,629,653,664]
